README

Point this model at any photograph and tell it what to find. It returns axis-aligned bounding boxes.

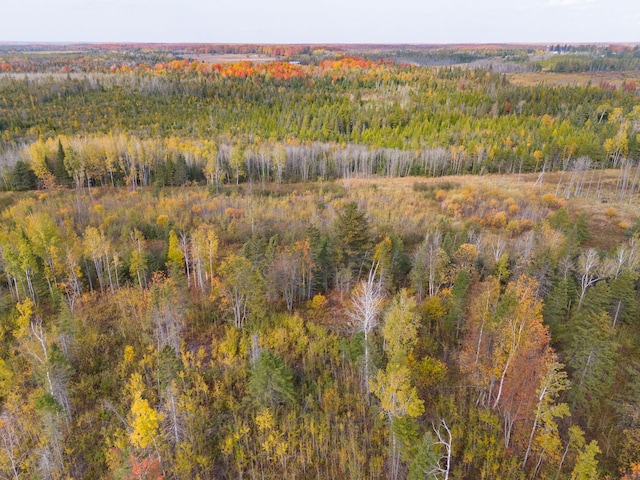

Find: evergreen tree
[154,162,168,187]
[165,157,176,186]
[407,432,442,480]
[307,225,331,293]
[248,350,296,408]
[10,160,37,191]
[567,309,618,420]
[447,268,472,343]
[543,277,577,342]
[54,140,71,187]
[334,201,372,280]
[609,271,638,328]
[173,155,189,186]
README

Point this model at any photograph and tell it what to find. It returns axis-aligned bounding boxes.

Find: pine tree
[542,277,577,342]
[165,157,176,186]
[567,309,618,419]
[54,140,71,187]
[248,351,296,408]
[10,160,37,191]
[334,201,372,279]
[609,270,638,328]
[173,155,189,186]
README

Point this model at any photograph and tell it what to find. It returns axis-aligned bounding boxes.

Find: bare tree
[431,420,453,480]
[347,264,385,385]
[150,283,184,356]
[0,412,27,480]
[577,248,605,308]
[178,231,191,288]
[411,231,448,301]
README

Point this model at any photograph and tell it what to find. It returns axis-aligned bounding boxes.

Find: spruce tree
[334,201,372,279]
[173,155,189,186]
[10,160,37,191]
[54,140,71,187]
[609,271,638,328]
[248,351,296,408]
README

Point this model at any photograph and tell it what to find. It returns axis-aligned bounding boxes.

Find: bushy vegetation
[1,45,640,479]
[0,173,638,479]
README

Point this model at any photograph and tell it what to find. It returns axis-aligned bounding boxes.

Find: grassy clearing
[507,71,640,87]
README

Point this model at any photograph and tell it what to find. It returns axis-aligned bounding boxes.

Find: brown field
[342,170,638,250]
[507,70,640,87]
[178,53,278,64]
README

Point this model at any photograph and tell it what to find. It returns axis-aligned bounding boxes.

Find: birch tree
[347,265,384,383]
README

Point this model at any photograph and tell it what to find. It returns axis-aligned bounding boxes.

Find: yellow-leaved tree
[128,374,162,450]
[130,395,162,449]
[370,364,424,480]
[370,365,424,420]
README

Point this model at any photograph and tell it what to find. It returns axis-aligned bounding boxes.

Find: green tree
[446,268,472,343]
[173,155,189,186]
[248,351,296,408]
[542,277,576,341]
[10,161,37,191]
[567,309,618,419]
[334,201,372,280]
[609,270,638,328]
[410,231,449,300]
[165,157,176,186]
[407,426,453,480]
[407,431,443,480]
[54,140,72,187]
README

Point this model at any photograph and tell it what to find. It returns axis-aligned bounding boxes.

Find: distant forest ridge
[0,48,638,193]
[1,42,640,73]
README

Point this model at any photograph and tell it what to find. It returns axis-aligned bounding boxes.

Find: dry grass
[340,171,639,250]
[507,71,640,87]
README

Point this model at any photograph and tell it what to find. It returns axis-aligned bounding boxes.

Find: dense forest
[1,45,640,479]
[1,47,640,194]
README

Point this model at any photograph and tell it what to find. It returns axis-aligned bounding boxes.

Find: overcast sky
[2,0,639,44]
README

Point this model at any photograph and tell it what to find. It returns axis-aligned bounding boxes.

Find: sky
[2,0,640,44]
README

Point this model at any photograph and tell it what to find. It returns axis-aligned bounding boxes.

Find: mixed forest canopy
[0,43,640,479]
[0,44,640,194]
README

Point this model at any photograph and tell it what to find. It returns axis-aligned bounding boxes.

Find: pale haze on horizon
[2,0,639,44]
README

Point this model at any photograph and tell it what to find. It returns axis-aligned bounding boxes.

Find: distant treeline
[1,64,639,182]
[3,133,640,196]
[0,135,534,191]
[534,47,640,73]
